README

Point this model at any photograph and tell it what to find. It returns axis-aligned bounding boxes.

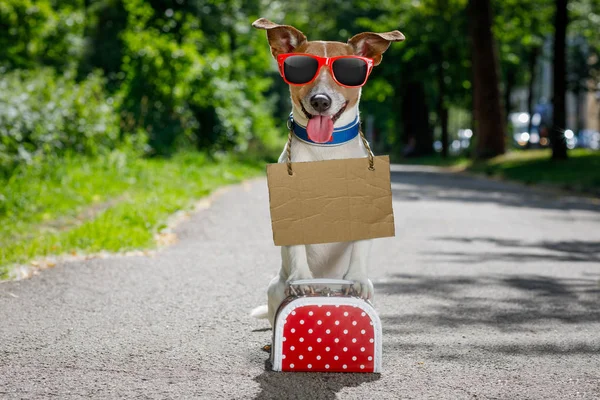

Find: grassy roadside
[0,151,264,280]
[398,149,600,194]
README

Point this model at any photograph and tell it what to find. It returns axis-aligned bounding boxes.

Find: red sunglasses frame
[276,53,375,88]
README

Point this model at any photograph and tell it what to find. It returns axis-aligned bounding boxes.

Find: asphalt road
[1,165,600,399]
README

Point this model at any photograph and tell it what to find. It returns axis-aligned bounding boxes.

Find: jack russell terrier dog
[250,18,404,326]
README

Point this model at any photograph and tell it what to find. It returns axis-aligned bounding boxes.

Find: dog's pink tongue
[306,116,334,143]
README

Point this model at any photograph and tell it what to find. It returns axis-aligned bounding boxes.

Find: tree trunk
[551,0,569,160]
[467,0,506,159]
[505,68,515,126]
[526,47,540,138]
[437,56,449,158]
[574,89,583,135]
[401,82,432,157]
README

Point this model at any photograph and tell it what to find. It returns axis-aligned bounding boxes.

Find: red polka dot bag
[270,279,382,373]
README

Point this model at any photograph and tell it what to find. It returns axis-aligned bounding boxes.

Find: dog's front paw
[343,275,373,300]
[285,271,314,296]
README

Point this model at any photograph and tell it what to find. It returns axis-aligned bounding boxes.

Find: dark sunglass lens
[283,56,319,84]
[332,58,368,86]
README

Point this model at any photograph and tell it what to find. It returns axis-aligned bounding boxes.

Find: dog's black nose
[310,94,332,113]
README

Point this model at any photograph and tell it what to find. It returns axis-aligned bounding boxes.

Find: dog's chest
[305,242,353,277]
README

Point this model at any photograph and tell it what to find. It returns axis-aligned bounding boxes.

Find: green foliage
[0,68,126,175]
[0,0,85,70]
[1,0,281,159]
[111,0,279,154]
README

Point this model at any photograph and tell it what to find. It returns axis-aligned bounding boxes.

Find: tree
[493,0,553,141]
[551,0,569,160]
[468,0,506,159]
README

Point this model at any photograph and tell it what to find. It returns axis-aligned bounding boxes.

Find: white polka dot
[335,321,340,325]
[343,329,348,334]
[334,338,340,343]
[352,321,357,326]
[308,329,313,334]
[317,338,322,343]
[360,365,365,369]
[326,311,331,316]
[282,355,286,359]
[344,312,349,317]
[282,337,286,342]
[325,364,330,369]
[316,355,321,360]
[291,311,296,315]
[317,305,322,307]
[326,329,331,334]
[317,320,322,325]
[343,364,347,369]
[361,312,366,317]
[335,305,340,308]
[361,329,366,334]
[290,364,295,368]
[325,347,330,352]
[308,346,313,351]
[352,338,357,343]
[308,311,313,316]
[299,355,303,360]
[360,347,365,352]
[300,320,304,324]
[290,346,295,351]
[291,328,296,333]
[369,338,374,343]
[334,355,339,360]
[352,356,357,361]
[343,347,348,352]
[368,356,373,361]
[308,364,312,369]
[299,337,304,342]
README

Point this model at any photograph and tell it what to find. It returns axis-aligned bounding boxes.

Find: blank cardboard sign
[266,156,395,246]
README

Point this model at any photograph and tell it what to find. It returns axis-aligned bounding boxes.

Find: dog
[250,18,404,326]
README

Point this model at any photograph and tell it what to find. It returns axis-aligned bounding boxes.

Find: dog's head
[253,18,404,143]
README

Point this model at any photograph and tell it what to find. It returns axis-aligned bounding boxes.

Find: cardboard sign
[266,156,395,246]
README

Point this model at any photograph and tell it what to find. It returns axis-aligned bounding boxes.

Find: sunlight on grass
[0,152,263,279]
[397,149,600,193]
[470,149,600,192]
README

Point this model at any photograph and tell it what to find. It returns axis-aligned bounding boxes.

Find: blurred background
[1,0,599,278]
[1,0,599,166]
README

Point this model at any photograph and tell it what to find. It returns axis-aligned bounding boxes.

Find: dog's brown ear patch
[252,18,307,58]
[348,31,405,66]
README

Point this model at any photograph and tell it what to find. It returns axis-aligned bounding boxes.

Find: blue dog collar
[288,113,360,146]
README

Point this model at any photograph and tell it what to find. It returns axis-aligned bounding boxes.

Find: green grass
[469,149,600,193]
[0,151,264,279]
[398,149,600,194]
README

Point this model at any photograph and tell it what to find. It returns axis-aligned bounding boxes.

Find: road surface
[1,165,599,399]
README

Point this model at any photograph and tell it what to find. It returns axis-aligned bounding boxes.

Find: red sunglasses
[277,53,375,88]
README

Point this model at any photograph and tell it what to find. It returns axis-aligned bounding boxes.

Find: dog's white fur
[252,80,374,326]
[250,20,404,326]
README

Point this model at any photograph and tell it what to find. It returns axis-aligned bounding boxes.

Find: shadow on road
[390,168,600,213]
[376,272,600,339]
[253,368,380,400]
[431,237,600,263]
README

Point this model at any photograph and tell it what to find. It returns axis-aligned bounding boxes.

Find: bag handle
[285,121,375,176]
[288,278,355,286]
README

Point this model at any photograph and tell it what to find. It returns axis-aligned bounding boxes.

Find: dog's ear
[252,18,307,58]
[348,31,405,66]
